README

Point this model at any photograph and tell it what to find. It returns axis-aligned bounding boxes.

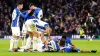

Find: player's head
[16,2,23,10]
[59,38,66,47]
[88,11,93,17]
[29,3,36,10]
[62,35,66,40]
[62,33,71,39]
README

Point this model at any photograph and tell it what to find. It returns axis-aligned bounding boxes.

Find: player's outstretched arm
[20,10,31,19]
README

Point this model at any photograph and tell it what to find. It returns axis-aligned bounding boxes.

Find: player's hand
[28,10,31,13]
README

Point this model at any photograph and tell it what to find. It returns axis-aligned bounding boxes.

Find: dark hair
[16,2,23,6]
[62,32,71,39]
[29,3,35,7]
[62,35,66,40]
[59,38,66,47]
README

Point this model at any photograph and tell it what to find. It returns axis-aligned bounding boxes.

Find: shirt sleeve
[12,9,17,20]
[22,11,28,14]
[20,11,28,19]
[37,10,43,20]
[66,38,72,45]
[68,38,72,45]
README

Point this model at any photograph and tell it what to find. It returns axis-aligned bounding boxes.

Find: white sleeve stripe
[37,10,43,20]
[12,9,17,20]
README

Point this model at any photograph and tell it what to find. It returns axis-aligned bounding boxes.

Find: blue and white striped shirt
[11,8,28,27]
[27,8,43,20]
[32,19,49,32]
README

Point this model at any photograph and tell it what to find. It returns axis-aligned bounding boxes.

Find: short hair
[59,38,66,47]
[62,35,66,40]
[16,2,23,6]
[29,3,35,7]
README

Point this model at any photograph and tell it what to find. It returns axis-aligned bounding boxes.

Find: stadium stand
[0,0,100,38]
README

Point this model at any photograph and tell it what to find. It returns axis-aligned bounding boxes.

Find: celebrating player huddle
[9,2,97,53]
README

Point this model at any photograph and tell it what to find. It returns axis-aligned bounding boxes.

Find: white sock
[37,43,43,52]
[25,37,32,49]
[37,37,43,52]
[9,38,14,50]
[33,37,38,50]
[14,38,18,48]
[22,36,26,46]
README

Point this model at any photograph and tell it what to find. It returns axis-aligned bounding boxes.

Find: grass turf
[0,40,100,56]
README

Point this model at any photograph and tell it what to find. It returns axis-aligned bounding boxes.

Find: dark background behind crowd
[0,0,100,37]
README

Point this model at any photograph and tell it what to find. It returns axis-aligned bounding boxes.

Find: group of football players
[9,2,97,53]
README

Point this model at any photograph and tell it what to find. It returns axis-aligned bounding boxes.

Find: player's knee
[12,35,20,39]
[33,32,40,38]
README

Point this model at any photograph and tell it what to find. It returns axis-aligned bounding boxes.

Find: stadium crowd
[0,0,100,36]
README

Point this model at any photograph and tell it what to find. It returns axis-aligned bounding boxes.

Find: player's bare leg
[32,31,43,52]
[80,50,97,53]
[44,27,52,50]
[24,32,33,49]
[17,32,33,52]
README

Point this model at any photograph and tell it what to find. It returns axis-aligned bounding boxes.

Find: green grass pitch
[0,40,100,56]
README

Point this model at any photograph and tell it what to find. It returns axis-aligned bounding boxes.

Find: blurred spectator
[0,0,100,36]
[80,27,85,39]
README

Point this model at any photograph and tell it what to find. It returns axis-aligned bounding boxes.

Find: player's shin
[14,38,19,48]
[9,38,14,50]
[37,43,43,52]
[80,50,97,53]
[22,35,26,46]
[32,37,37,51]
[25,37,32,49]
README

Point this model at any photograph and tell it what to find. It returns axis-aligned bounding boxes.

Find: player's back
[27,8,43,20]
[34,8,42,18]
[65,37,72,46]
[48,40,60,52]
[32,19,49,32]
